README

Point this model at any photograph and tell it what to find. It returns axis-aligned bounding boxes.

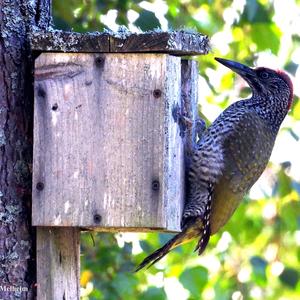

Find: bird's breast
[209,113,276,235]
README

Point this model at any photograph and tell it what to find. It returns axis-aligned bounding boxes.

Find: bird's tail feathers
[194,226,211,255]
[134,229,192,272]
[135,218,202,272]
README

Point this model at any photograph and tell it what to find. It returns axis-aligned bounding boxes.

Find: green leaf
[139,287,167,300]
[273,168,292,198]
[53,16,72,31]
[250,256,268,286]
[112,273,138,298]
[285,61,299,76]
[179,266,208,297]
[159,233,174,244]
[213,278,234,300]
[243,0,271,23]
[250,23,281,54]
[281,200,300,232]
[90,288,104,299]
[134,9,161,31]
[279,268,299,288]
[297,248,300,263]
[123,242,133,255]
[291,99,300,121]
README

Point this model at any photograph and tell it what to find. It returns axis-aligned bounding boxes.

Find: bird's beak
[215,57,256,79]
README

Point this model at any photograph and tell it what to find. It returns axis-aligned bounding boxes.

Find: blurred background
[53,1,300,299]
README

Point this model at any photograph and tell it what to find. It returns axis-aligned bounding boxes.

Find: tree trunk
[0,1,51,299]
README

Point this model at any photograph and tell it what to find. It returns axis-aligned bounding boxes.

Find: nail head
[93,214,102,224]
[52,103,58,111]
[153,89,162,98]
[36,182,44,191]
[152,180,160,191]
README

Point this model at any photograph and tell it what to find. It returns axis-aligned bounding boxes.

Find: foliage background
[53,1,300,299]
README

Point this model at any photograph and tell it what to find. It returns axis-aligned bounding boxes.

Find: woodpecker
[135,57,294,272]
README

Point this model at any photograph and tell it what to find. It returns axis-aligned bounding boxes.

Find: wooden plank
[181,59,201,159]
[109,30,210,55]
[30,30,210,55]
[179,60,200,225]
[36,227,80,300]
[32,53,184,232]
[30,30,110,52]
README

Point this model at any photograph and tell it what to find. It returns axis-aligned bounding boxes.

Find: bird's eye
[260,72,269,79]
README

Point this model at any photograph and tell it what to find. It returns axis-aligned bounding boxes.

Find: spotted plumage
[135,57,293,272]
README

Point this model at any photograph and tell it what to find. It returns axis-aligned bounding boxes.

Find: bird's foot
[172,104,192,137]
[179,115,194,130]
[194,118,206,144]
[172,104,206,149]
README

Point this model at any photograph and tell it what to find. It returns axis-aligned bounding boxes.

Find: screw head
[93,214,102,224]
[51,103,58,111]
[153,89,162,98]
[152,180,160,191]
[36,182,44,191]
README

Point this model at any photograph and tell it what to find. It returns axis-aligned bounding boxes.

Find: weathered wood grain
[30,30,210,55]
[109,30,210,55]
[181,59,201,159]
[36,227,80,300]
[30,30,110,52]
[32,53,184,232]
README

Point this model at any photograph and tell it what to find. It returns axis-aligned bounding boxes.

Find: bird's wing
[211,109,276,234]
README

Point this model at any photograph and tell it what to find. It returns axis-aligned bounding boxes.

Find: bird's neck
[246,93,289,131]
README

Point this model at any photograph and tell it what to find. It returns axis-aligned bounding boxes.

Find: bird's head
[215,57,294,110]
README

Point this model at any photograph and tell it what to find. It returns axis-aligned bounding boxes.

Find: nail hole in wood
[153,89,162,98]
[152,180,160,191]
[52,103,58,111]
[93,214,102,224]
[95,56,105,68]
[36,182,44,191]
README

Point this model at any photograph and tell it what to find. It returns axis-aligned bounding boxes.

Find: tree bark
[0,1,51,299]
